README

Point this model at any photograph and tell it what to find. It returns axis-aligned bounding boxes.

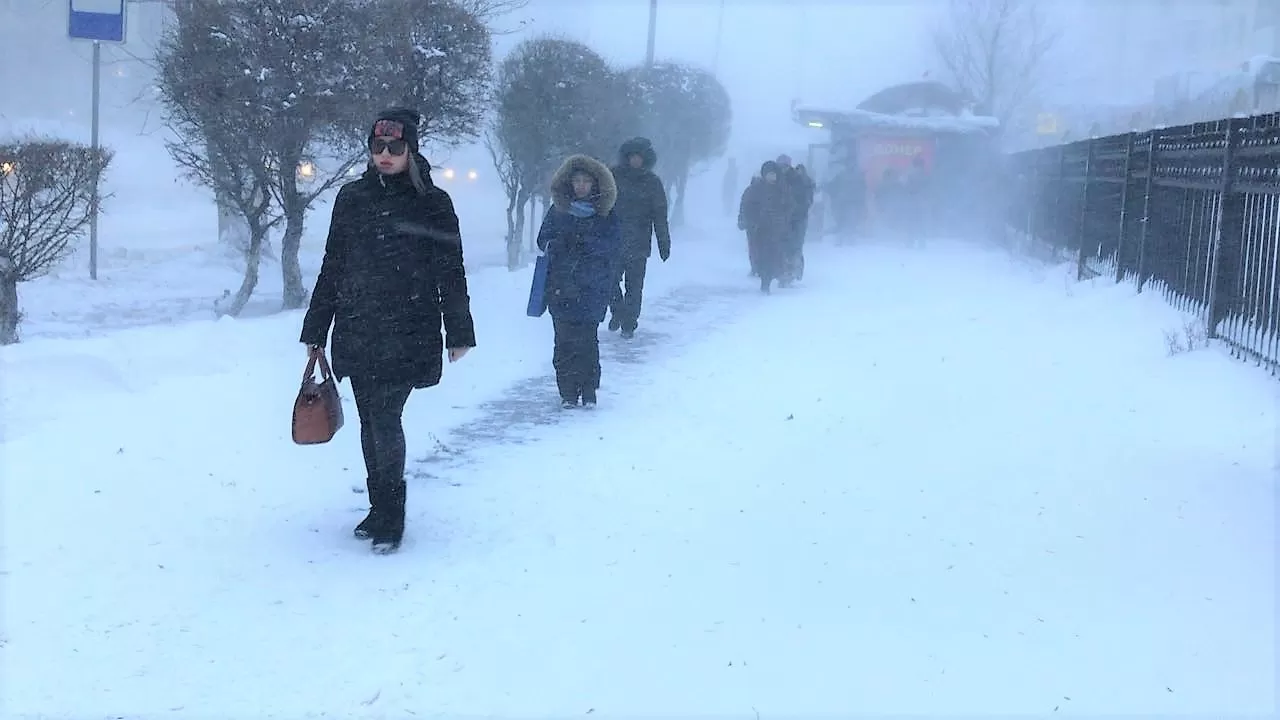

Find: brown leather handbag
[292,351,344,445]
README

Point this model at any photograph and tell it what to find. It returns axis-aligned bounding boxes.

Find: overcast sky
[1,0,1256,155]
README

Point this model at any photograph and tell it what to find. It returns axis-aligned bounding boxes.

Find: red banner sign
[858,135,935,187]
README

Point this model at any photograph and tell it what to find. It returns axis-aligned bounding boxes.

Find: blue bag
[526,253,549,317]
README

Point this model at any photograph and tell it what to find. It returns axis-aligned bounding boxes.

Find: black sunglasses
[370,137,408,156]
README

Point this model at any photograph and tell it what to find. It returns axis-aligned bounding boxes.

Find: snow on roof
[792,106,1000,135]
[1245,54,1280,79]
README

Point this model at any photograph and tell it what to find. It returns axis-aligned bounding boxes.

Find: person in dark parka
[775,154,814,284]
[607,137,670,339]
[537,154,622,408]
[738,160,794,294]
[300,107,476,555]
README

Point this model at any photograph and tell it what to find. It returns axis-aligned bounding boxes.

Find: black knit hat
[369,107,422,154]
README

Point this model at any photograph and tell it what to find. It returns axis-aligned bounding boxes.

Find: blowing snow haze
[0,0,1275,717]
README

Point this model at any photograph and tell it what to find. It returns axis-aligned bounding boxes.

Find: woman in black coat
[300,107,476,554]
[738,160,794,294]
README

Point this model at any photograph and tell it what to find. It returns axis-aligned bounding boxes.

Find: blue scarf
[568,199,596,218]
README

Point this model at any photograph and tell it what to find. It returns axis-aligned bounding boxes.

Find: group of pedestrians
[297,108,671,553]
[735,154,815,294]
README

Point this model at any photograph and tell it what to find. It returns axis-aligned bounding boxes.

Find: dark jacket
[299,156,475,388]
[610,138,671,261]
[739,163,795,241]
[738,161,794,275]
[536,154,622,324]
[784,167,815,224]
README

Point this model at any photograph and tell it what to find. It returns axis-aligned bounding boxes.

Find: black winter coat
[299,164,476,388]
[784,169,815,224]
[610,165,670,261]
[738,177,794,276]
[738,177,794,243]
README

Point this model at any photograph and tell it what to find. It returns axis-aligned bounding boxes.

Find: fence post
[1205,117,1245,339]
[1025,153,1038,247]
[1113,132,1137,284]
[1075,138,1095,281]
[1135,129,1159,292]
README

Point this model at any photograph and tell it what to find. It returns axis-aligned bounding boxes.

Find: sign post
[68,0,126,281]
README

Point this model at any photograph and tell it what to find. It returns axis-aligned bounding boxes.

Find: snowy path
[2,241,1275,718]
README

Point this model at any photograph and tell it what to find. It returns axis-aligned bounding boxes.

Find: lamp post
[645,0,657,66]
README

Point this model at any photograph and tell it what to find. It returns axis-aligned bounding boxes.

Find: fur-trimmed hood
[617,137,657,171]
[550,154,618,215]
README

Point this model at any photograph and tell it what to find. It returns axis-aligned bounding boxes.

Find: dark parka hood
[618,137,658,171]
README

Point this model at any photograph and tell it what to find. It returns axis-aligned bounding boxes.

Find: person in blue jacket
[536,154,622,409]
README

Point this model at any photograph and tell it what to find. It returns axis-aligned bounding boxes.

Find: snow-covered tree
[156,0,493,315]
[0,139,112,344]
[492,36,619,268]
[623,63,732,226]
[375,0,492,147]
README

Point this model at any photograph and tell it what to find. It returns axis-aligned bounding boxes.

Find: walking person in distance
[608,137,671,339]
[536,154,622,408]
[300,107,476,555]
[738,160,794,294]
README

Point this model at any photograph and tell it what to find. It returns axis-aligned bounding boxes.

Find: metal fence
[1006,113,1280,375]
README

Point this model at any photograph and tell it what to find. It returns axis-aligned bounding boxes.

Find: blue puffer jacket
[536,154,622,324]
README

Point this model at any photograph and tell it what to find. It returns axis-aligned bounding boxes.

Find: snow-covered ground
[1,231,1274,717]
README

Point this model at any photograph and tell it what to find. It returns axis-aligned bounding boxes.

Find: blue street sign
[68,0,126,43]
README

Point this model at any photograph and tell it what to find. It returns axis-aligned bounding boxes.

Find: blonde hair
[407,154,429,196]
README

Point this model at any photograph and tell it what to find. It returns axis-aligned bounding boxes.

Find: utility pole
[645,0,657,67]
[89,39,101,280]
[712,0,725,74]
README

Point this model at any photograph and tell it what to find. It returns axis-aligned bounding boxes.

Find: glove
[658,244,670,262]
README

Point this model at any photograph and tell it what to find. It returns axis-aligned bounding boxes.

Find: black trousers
[551,316,601,401]
[609,256,649,332]
[349,377,413,532]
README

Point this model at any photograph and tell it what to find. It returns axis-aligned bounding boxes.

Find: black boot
[353,508,383,540]
[371,490,405,555]
[581,386,597,407]
[355,474,385,539]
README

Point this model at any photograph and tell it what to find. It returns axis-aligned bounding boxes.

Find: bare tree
[932,0,1058,133]
[0,140,112,344]
[483,126,523,268]
[454,0,529,34]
